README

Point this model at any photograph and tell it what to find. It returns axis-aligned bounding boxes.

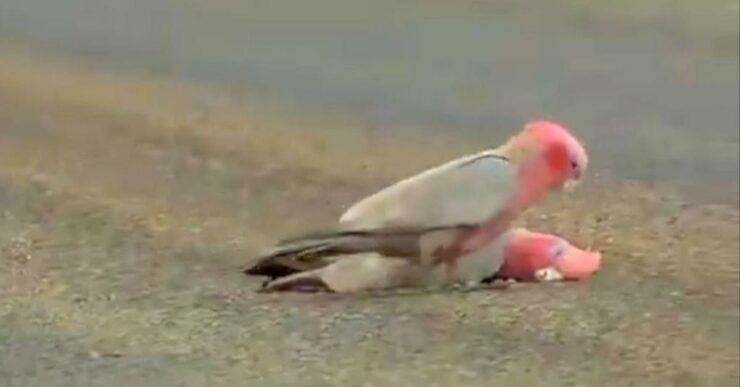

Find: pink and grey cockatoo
[492,228,602,283]
[250,228,602,292]
[245,120,589,291]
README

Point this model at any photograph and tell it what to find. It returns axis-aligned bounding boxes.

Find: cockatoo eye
[549,239,568,263]
[568,157,582,181]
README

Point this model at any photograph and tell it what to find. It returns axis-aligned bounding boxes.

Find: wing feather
[339,150,516,229]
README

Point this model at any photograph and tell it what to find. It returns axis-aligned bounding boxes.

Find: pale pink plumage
[496,228,602,282]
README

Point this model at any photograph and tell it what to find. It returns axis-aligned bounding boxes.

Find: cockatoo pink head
[501,120,589,207]
[497,228,602,282]
[525,120,589,187]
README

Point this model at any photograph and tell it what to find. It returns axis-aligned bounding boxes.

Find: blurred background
[0,1,738,386]
[1,0,738,194]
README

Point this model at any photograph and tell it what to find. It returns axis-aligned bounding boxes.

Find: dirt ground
[0,45,738,386]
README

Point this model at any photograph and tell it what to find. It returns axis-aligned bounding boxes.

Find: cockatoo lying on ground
[491,228,602,283]
[244,120,589,292]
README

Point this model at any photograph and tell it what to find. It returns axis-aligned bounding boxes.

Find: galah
[251,228,602,292]
[491,228,602,283]
[245,120,589,289]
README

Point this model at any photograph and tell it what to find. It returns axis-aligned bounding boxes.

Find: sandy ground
[0,45,738,386]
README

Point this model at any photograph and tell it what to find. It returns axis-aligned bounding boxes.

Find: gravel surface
[0,43,738,387]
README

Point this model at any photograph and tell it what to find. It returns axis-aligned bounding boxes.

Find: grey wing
[339,150,517,230]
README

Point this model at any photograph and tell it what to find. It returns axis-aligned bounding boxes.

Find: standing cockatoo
[245,120,589,290]
[249,228,602,292]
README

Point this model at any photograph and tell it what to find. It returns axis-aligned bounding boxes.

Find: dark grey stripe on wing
[456,153,509,169]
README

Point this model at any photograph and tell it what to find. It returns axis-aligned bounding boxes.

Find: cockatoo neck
[514,154,555,209]
[499,229,554,281]
[496,131,559,210]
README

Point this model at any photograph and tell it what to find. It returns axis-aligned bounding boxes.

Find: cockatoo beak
[553,244,602,280]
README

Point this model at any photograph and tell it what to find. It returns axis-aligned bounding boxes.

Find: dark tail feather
[277,224,475,244]
[259,270,332,293]
[243,224,477,278]
[265,233,379,261]
[243,232,381,277]
[243,260,302,279]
